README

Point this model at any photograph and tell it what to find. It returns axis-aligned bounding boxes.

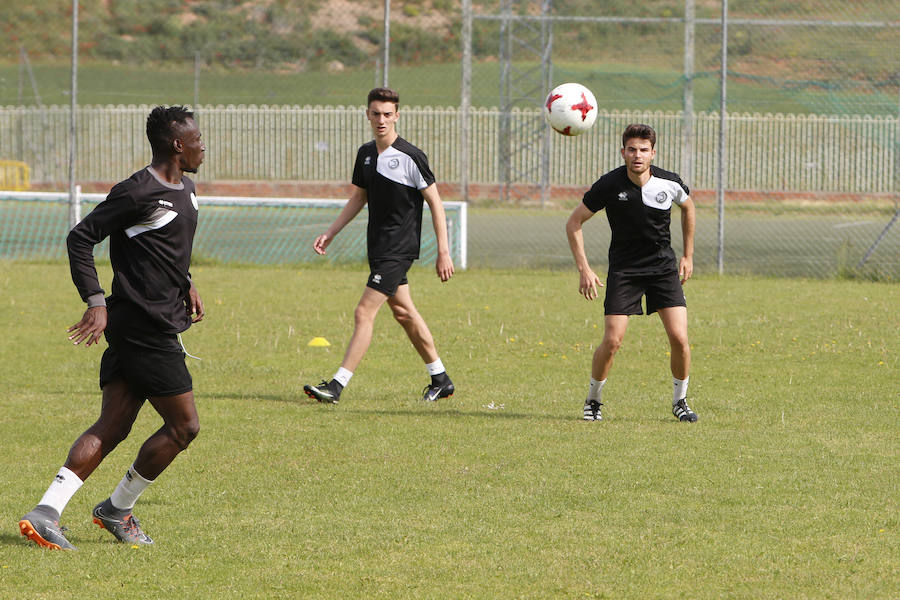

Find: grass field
[2,197,899,279]
[0,262,897,598]
[3,59,897,115]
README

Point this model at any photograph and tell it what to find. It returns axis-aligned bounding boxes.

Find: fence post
[68,0,79,231]
[682,0,695,185]
[460,0,472,203]
[716,0,728,275]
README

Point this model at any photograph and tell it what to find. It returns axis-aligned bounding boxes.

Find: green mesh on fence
[0,194,465,268]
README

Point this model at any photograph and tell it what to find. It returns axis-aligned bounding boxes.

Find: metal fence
[1,105,897,197]
[1,1,899,278]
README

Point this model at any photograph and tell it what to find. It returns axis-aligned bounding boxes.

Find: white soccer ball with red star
[544,82,597,136]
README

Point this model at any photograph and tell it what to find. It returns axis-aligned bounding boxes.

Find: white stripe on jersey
[641,175,687,211]
[376,146,428,190]
[125,208,178,238]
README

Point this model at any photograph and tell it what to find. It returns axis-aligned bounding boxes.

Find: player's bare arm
[678,195,696,284]
[566,203,603,300]
[67,306,107,347]
[422,183,454,282]
[313,185,367,255]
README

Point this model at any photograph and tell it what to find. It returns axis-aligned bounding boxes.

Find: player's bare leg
[593,314,629,381]
[583,314,629,421]
[93,390,199,545]
[388,284,438,363]
[343,287,390,372]
[389,284,453,401]
[19,381,144,549]
[658,306,697,421]
[63,380,145,480]
[305,287,389,403]
[658,306,690,379]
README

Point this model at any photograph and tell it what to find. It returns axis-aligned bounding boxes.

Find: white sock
[673,376,690,404]
[38,467,83,516]
[425,358,445,377]
[587,378,606,402]
[109,465,154,511]
[333,367,353,388]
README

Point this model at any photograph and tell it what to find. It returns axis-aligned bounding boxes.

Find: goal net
[0,191,468,268]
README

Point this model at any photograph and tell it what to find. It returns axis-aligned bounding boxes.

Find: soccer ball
[544,83,597,136]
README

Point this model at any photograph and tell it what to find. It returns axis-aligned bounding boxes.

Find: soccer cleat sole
[19,519,70,550]
[303,387,338,404]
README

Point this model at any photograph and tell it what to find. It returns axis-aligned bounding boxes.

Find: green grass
[2,58,896,115]
[1,262,898,599]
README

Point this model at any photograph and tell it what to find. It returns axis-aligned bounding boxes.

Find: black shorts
[100,325,192,399]
[367,257,414,296]
[604,270,686,316]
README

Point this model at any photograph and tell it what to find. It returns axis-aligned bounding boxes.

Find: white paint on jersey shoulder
[642,175,687,210]
[125,207,178,238]
[376,146,428,190]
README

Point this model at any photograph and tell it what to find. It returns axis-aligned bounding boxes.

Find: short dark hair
[367,87,399,108]
[622,123,657,149]
[146,105,195,156]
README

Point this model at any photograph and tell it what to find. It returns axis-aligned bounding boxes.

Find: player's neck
[374,131,398,153]
[149,160,184,184]
[626,168,651,187]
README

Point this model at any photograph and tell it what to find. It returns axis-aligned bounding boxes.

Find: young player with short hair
[566,123,698,422]
[304,87,455,404]
[19,105,206,549]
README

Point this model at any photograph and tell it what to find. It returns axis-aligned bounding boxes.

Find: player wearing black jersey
[566,124,698,423]
[304,87,455,405]
[19,106,206,550]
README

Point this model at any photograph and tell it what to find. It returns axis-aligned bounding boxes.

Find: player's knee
[354,304,377,326]
[169,418,200,451]
[391,305,413,325]
[603,334,625,354]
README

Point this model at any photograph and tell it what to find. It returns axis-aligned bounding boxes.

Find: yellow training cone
[308,337,331,347]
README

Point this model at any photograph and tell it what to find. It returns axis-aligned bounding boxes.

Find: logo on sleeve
[190,192,198,210]
[157,199,173,207]
[655,191,668,204]
[617,192,628,202]
[364,156,372,165]
[388,158,400,169]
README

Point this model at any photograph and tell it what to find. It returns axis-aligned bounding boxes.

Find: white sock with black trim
[109,465,154,511]
[587,378,606,402]
[38,467,83,516]
[673,376,689,404]
[333,367,353,388]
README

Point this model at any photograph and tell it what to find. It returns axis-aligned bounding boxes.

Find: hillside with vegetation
[2,0,897,79]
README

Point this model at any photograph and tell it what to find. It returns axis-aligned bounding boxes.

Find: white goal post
[0,190,468,268]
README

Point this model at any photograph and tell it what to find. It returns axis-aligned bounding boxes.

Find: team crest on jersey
[617,192,628,202]
[388,158,400,169]
[655,191,667,204]
[190,192,199,210]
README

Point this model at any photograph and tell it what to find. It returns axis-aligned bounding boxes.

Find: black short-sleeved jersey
[67,166,198,333]
[583,165,690,274]
[352,136,435,260]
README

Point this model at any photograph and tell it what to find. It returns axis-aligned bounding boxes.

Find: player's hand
[67,306,107,347]
[579,268,603,301]
[313,233,332,255]
[679,256,694,284]
[188,283,205,323]
[435,252,454,282]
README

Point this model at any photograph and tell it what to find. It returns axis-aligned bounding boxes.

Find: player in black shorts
[19,106,206,549]
[304,87,455,405]
[566,123,698,423]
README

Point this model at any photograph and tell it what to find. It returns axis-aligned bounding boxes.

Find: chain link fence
[0,1,898,278]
